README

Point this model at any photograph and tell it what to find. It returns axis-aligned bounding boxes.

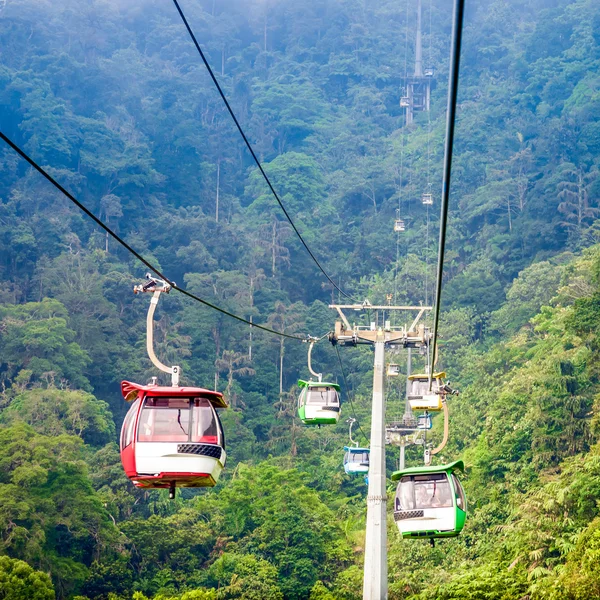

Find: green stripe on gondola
[390,459,464,481]
[297,379,340,391]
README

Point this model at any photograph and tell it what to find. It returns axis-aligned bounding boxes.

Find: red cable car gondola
[119,276,228,498]
[119,380,227,495]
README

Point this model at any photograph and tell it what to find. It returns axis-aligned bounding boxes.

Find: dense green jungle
[1,0,600,598]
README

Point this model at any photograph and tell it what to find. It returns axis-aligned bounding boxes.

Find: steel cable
[0,131,307,341]
[171,0,359,303]
[430,0,465,385]
[335,345,369,445]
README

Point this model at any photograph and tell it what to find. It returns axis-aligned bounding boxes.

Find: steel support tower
[329,303,432,600]
[403,0,435,125]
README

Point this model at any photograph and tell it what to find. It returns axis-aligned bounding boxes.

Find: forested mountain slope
[1,0,600,598]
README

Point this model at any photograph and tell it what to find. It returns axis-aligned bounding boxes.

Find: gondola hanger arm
[134,275,181,386]
[430,398,449,459]
[306,338,322,382]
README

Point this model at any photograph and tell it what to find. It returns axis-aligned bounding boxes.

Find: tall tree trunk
[279,338,284,396]
[215,159,221,223]
[249,315,253,360]
[271,221,277,277]
[578,170,584,229]
[263,9,268,51]
[227,366,234,406]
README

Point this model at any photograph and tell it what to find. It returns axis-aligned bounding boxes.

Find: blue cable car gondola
[343,418,369,476]
[343,446,370,474]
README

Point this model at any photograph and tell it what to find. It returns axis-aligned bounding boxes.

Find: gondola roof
[390,459,464,481]
[121,380,228,408]
[297,379,340,391]
[407,371,446,380]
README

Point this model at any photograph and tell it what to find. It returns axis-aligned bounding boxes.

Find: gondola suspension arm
[429,398,449,461]
[347,417,358,447]
[306,338,323,383]
[134,275,181,386]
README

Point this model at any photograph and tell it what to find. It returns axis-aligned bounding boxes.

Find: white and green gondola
[297,379,341,425]
[391,459,467,540]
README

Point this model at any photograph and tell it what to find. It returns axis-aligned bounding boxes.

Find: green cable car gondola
[297,339,341,426]
[297,379,341,425]
[391,460,467,540]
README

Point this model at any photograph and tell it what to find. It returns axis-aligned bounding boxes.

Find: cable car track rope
[170,0,359,304]
[0,131,307,342]
[335,346,369,444]
[430,0,465,379]
[425,0,433,306]
[393,0,411,317]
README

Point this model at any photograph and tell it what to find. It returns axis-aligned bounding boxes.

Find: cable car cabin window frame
[395,473,454,511]
[408,378,440,399]
[305,386,339,407]
[345,450,369,465]
[137,396,222,446]
[451,473,466,511]
[121,398,140,449]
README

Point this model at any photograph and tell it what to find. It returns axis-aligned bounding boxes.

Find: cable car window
[350,452,369,464]
[120,399,140,449]
[451,474,467,511]
[298,388,306,409]
[138,397,191,442]
[191,398,219,444]
[306,387,339,406]
[408,379,431,398]
[414,474,453,509]
[396,476,415,510]
[395,473,453,510]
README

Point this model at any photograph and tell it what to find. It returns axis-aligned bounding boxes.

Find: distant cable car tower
[402,0,435,125]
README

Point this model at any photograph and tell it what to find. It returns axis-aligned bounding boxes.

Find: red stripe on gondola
[121,380,227,408]
[134,472,211,479]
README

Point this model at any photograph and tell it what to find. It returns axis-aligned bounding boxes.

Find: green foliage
[0,556,55,600]
[206,553,283,599]
[2,0,600,598]
[0,387,114,446]
[0,299,91,389]
[0,424,121,598]
[490,259,564,335]
[418,562,528,600]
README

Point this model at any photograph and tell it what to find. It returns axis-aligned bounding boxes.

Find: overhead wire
[393,0,411,316]
[424,0,433,306]
[429,0,465,386]
[335,345,369,445]
[0,131,307,342]
[170,0,359,304]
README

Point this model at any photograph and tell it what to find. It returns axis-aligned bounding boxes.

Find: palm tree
[215,349,255,408]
